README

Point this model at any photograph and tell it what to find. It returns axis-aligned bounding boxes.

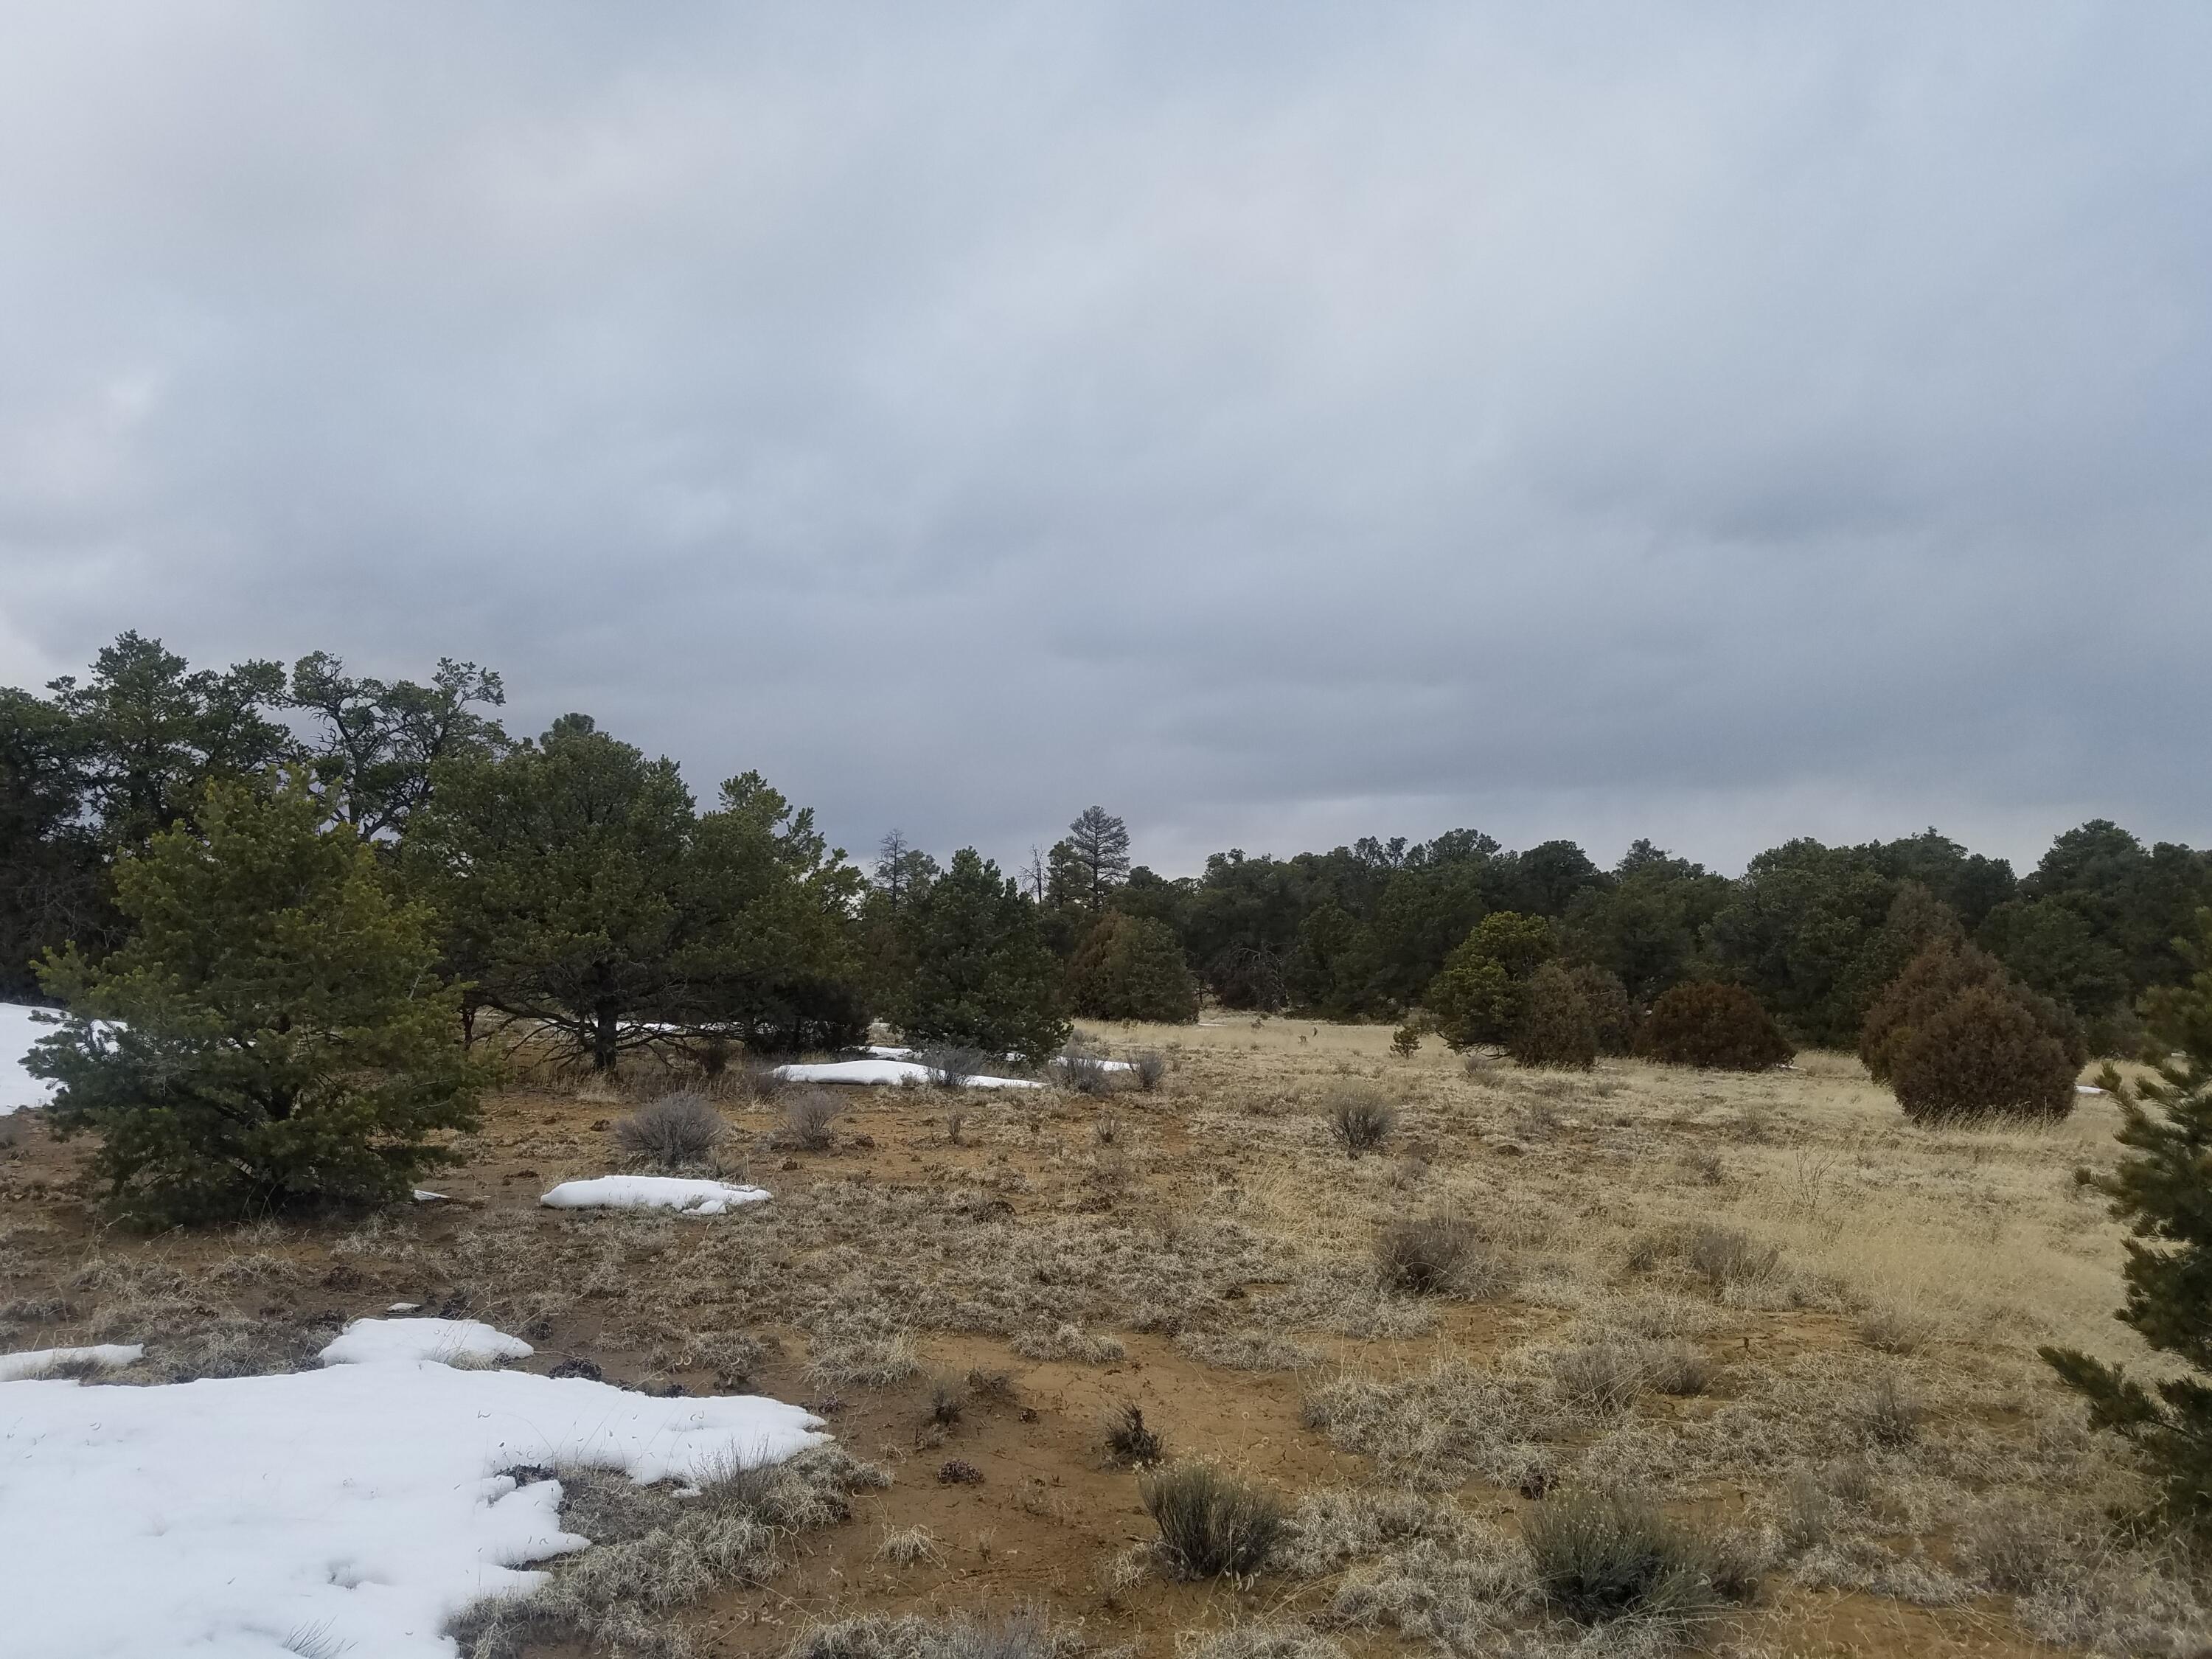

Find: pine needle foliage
[30,773,482,1222]
[2043,915,2212,1534]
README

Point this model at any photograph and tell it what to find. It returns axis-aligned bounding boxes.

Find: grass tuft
[1141,1461,1285,1579]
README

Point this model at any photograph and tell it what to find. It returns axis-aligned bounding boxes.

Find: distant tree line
[7,633,2207,1072]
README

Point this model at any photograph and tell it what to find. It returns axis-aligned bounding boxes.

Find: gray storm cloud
[1,2,2207,874]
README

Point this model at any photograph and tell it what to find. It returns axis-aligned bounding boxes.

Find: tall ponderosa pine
[1052,806,1131,912]
[46,631,294,849]
[286,651,508,840]
[30,773,481,1221]
[896,848,1068,1060]
[0,686,114,998]
[2043,916,2212,1534]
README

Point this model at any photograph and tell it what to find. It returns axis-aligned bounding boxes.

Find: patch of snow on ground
[2076,1083,2107,1095]
[540,1175,771,1215]
[320,1318,533,1368]
[0,1001,60,1115]
[775,1059,1042,1090]
[2,1344,824,1658]
[413,1189,447,1201]
[0,1343,143,1381]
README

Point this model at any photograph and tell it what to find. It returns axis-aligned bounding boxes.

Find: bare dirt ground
[1,1018,2202,1659]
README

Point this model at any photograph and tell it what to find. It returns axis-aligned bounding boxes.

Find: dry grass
[10,1012,2206,1659]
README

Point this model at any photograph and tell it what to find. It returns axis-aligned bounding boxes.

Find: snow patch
[540,1175,771,1215]
[0,1343,143,1381]
[319,1318,533,1368]
[0,1002,60,1115]
[775,1059,1042,1090]
[2,1357,824,1658]
[2076,1083,2107,1096]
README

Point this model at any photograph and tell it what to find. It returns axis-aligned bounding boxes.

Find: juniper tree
[29,773,481,1222]
[1067,911,1201,1023]
[1425,911,1554,1048]
[2043,915,2212,1534]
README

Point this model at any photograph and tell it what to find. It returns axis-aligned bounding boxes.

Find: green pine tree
[1425,911,1554,1048]
[1067,911,1201,1023]
[896,848,1069,1060]
[2042,912,2212,1534]
[30,772,482,1222]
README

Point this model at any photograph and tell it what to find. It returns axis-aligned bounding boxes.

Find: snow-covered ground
[319,1318,535,1368]
[3,1326,824,1658]
[0,1343,143,1381]
[539,1175,771,1214]
[775,1058,1042,1090]
[866,1043,1133,1074]
[0,1001,60,1115]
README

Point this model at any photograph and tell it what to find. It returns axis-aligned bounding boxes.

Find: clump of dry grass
[1374,1217,1506,1297]
[1175,1328,1317,1372]
[1522,1485,1753,1624]
[787,1610,1062,1659]
[455,1445,887,1659]
[1141,1462,1285,1579]
[875,1525,943,1568]
[1010,1323,1124,1363]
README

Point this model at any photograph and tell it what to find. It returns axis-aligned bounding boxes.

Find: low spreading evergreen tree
[896,849,1069,1061]
[1635,981,1793,1071]
[1888,985,2077,1121]
[29,773,481,1222]
[1425,912,1554,1049]
[1509,961,1599,1069]
[1860,938,2083,1120]
[1066,911,1200,1023]
[2042,917,2212,1534]
[1565,963,1635,1055]
[1860,937,2083,1083]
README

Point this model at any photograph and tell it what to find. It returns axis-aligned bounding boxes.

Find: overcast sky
[2,4,2208,878]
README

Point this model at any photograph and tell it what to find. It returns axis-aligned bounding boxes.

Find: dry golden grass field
[1,1018,2202,1659]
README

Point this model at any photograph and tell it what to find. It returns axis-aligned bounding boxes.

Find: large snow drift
[774,1058,1042,1090]
[2,1346,824,1658]
[539,1175,771,1214]
[0,1001,60,1115]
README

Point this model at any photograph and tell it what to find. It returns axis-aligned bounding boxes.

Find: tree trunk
[593,1006,619,1072]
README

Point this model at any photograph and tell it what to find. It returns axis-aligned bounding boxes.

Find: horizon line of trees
[6,633,2208,1066]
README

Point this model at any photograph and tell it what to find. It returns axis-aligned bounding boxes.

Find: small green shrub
[1635,982,1793,1071]
[1389,1023,1423,1058]
[1508,961,1599,1070]
[1140,1461,1284,1579]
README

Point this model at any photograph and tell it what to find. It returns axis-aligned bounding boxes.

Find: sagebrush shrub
[919,1046,992,1089]
[1059,1046,1116,1096]
[1326,1085,1397,1156]
[1141,1461,1284,1578]
[1131,1050,1166,1091]
[782,1089,844,1150]
[1891,985,2076,1121]
[1509,961,1599,1070]
[1635,982,1793,1071]
[1374,1217,1484,1295]
[611,1092,726,1169]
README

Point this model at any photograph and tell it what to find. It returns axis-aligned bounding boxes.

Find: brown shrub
[1860,938,2084,1085]
[1635,982,1792,1071]
[1891,984,2076,1121]
[1508,962,1599,1071]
